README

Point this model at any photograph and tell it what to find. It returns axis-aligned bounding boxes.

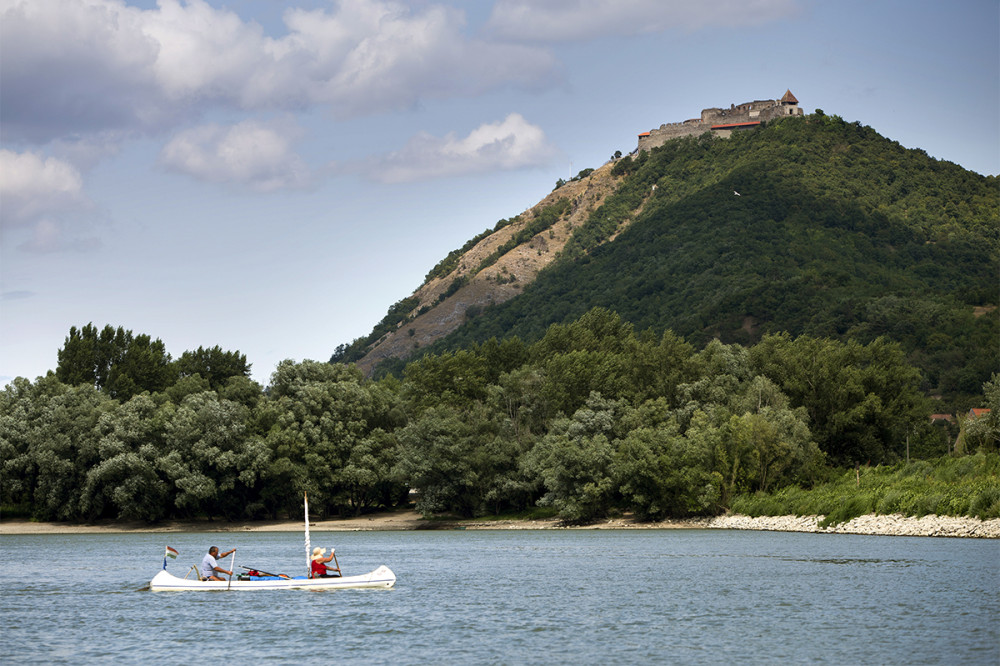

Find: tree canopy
[6,313,995,525]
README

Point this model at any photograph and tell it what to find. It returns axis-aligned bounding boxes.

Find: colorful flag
[165,546,178,559]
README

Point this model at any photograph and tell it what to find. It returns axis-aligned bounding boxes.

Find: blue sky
[2,0,998,386]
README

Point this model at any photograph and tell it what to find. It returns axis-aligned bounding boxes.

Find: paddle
[330,549,342,577]
[240,565,291,579]
[227,549,236,591]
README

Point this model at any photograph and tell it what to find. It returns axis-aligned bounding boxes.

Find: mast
[304,491,311,577]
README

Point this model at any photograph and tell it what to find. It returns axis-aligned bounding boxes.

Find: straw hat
[311,547,326,561]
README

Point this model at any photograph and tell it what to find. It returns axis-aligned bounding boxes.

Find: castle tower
[779,89,801,115]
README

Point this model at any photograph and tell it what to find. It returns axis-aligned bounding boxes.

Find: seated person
[310,547,340,578]
[200,546,236,581]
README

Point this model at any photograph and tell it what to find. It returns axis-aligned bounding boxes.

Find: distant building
[637,89,803,152]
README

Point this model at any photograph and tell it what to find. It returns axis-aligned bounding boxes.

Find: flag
[165,546,178,559]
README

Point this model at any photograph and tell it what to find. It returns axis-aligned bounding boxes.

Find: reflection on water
[1,530,997,664]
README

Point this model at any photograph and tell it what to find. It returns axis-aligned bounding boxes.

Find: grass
[730,452,1000,526]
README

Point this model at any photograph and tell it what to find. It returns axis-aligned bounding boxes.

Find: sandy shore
[2,510,998,538]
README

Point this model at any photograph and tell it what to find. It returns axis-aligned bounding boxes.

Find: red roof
[638,131,650,137]
[711,121,761,130]
[781,89,798,104]
[969,408,991,418]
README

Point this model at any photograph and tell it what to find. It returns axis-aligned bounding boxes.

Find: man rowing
[200,546,236,581]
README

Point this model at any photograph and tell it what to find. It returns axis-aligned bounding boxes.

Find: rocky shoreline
[701,513,1000,539]
[439,513,1000,538]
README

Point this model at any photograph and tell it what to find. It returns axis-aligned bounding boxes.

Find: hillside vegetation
[347,114,998,413]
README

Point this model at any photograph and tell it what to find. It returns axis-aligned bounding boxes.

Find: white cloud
[0,0,559,144]
[159,119,310,191]
[360,113,559,183]
[0,149,102,252]
[0,150,91,227]
[487,0,800,42]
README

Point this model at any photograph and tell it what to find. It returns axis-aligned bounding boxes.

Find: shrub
[970,486,1000,519]
[818,494,872,527]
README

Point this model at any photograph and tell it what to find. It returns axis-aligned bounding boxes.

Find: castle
[637,90,802,152]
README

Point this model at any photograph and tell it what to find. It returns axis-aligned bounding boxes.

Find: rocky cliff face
[355,161,627,375]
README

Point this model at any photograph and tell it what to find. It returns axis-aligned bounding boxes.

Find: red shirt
[311,560,328,577]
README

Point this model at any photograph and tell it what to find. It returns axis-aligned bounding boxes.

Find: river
[1,530,997,664]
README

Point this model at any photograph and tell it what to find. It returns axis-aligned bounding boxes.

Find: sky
[2,0,998,387]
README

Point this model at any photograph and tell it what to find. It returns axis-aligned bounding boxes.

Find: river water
[1,529,997,664]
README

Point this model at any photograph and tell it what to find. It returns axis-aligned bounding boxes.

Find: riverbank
[2,510,998,538]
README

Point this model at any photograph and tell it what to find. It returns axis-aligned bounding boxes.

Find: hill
[333,113,998,411]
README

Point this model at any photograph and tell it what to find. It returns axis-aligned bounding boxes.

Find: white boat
[149,492,395,591]
[149,565,395,591]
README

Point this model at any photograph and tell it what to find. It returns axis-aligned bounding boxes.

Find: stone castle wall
[638,93,803,152]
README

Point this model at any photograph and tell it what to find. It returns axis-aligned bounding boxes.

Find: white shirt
[200,553,219,579]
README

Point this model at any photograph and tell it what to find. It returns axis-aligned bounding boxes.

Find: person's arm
[215,549,236,574]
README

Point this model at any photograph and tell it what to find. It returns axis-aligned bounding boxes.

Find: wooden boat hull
[150,565,395,591]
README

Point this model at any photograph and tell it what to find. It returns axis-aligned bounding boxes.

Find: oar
[228,549,237,591]
[331,549,342,577]
[240,565,291,579]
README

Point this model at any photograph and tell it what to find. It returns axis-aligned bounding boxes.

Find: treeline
[4,310,996,524]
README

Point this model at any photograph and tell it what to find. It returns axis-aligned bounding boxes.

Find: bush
[970,485,1000,519]
[819,494,873,527]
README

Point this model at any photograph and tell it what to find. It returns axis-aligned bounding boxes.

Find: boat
[148,492,395,591]
[149,565,395,591]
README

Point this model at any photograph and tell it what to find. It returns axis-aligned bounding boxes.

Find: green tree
[729,375,825,491]
[486,366,548,446]
[402,350,488,414]
[56,324,174,400]
[612,416,719,519]
[396,405,493,517]
[80,394,171,521]
[160,391,263,520]
[263,360,401,516]
[174,345,251,390]
[685,407,743,508]
[522,393,619,522]
[0,376,114,520]
[338,428,406,515]
[751,333,929,464]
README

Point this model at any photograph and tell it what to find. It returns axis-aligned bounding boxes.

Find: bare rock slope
[356,162,627,374]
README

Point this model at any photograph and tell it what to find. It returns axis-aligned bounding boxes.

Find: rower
[310,547,341,578]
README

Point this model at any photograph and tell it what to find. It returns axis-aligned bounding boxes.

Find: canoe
[149,565,395,591]
[150,492,395,591]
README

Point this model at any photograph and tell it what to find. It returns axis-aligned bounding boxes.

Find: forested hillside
[347,113,998,412]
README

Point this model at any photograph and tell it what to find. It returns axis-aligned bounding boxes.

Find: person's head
[209,546,219,556]
[311,546,325,561]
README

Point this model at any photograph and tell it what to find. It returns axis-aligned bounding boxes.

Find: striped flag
[165,546,178,559]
